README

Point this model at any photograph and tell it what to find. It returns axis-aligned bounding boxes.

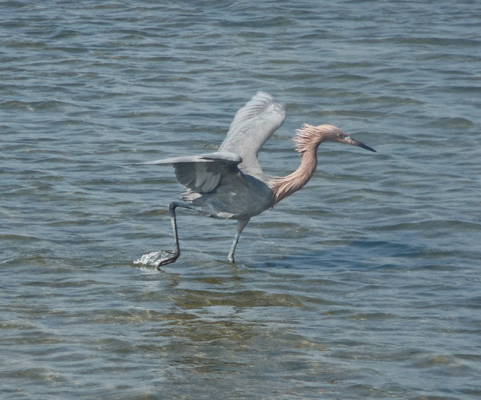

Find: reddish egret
[139,92,375,266]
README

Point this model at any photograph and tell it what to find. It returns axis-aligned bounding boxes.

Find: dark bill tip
[358,142,376,153]
[345,136,377,153]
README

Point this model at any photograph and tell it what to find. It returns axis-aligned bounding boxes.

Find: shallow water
[1,1,481,399]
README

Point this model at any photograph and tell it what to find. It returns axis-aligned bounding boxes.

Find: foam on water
[134,251,171,267]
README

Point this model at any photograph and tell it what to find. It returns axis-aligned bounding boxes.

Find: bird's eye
[337,133,345,139]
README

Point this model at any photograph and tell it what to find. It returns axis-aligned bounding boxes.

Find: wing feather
[139,152,242,194]
[219,92,286,177]
[136,92,285,191]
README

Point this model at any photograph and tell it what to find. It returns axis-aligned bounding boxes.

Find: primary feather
[219,91,286,179]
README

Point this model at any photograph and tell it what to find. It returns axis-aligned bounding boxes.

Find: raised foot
[155,250,179,269]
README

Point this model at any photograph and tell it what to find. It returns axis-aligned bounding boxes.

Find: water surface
[1,1,481,399]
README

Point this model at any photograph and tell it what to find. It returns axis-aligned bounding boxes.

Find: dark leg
[227,218,250,264]
[157,202,196,269]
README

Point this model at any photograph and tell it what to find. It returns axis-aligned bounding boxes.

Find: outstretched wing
[219,92,286,177]
[139,152,242,193]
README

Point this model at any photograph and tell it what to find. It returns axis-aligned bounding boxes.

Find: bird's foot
[155,249,179,269]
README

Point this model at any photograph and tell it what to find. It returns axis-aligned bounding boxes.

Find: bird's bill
[344,136,376,152]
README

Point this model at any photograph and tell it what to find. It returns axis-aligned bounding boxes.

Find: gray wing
[139,152,242,193]
[219,92,286,177]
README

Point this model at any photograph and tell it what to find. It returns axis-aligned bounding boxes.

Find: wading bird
[139,92,375,267]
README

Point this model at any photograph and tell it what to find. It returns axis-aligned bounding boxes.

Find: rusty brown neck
[270,124,326,205]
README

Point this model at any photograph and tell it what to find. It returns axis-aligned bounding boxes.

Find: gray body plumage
[143,92,286,220]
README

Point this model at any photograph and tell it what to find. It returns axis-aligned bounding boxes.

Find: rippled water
[2,1,481,399]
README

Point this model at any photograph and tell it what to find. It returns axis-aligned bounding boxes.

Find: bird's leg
[228,218,250,264]
[157,202,196,269]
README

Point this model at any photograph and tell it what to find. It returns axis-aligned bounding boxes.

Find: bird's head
[320,125,376,152]
[294,124,376,154]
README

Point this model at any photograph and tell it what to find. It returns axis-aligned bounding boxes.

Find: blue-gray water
[2,1,481,399]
